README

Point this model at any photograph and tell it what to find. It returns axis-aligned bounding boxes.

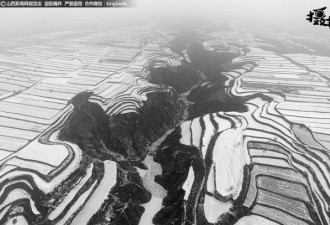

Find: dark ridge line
[199,117,206,151]
[88,96,111,105]
[278,107,330,114]
[0,90,10,94]
[31,63,82,70]
[209,113,219,131]
[252,161,328,224]
[242,75,321,81]
[14,67,67,75]
[0,110,55,120]
[204,132,223,196]
[248,141,291,158]
[81,68,111,74]
[5,96,66,106]
[195,131,222,225]
[0,148,15,153]
[250,162,325,223]
[0,133,32,141]
[0,100,61,111]
[311,191,329,225]
[313,130,330,136]
[316,140,330,145]
[37,109,76,178]
[47,106,76,123]
[249,160,295,171]
[0,135,33,153]
[18,92,70,101]
[186,145,206,225]
[52,161,104,224]
[292,140,330,175]
[257,184,310,205]
[251,156,291,167]
[254,172,313,198]
[83,68,121,72]
[250,109,297,143]
[249,160,297,172]
[189,120,193,146]
[289,141,330,188]
[271,99,330,124]
[196,112,237,224]
[40,156,91,213]
[213,160,217,198]
[313,137,330,145]
[0,182,34,206]
[0,199,40,224]
[0,80,31,88]
[1,100,62,111]
[78,73,109,78]
[290,154,330,203]
[23,61,79,68]
[66,81,97,87]
[0,74,34,82]
[307,124,330,130]
[250,212,285,225]
[249,147,291,158]
[256,186,321,224]
[83,67,116,71]
[234,164,253,206]
[4,72,47,80]
[26,88,76,98]
[0,87,24,93]
[99,80,150,86]
[307,145,330,159]
[18,94,68,104]
[11,156,57,168]
[0,175,47,214]
[215,113,236,128]
[36,83,86,91]
[0,166,52,182]
[105,101,142,114]
[93,86,128,97]
[102,91,144,102]
[244,101,260,109]
[280,54,329,82]
[281,98,330,104]
[13,71,62,77]
[260,105,292,135]
[252,203,315,225]
[245,128,305,154]
[33,86,82,95]
[243,137,292,164]
[248,135,330,193]
[103,95,142,106]
[242,80,327,88]
[204,191,215,197]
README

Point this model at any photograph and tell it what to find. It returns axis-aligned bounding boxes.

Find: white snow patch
[204,195,232,223]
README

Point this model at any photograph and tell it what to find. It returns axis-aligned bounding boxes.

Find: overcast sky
[0,0,329,38]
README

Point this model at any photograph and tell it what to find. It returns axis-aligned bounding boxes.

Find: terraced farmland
[0,24,329,225]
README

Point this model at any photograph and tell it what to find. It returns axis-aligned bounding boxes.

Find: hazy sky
[0,0,329,38]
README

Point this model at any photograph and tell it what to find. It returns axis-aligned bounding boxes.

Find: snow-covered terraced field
[0,23,329,225]
[178,96,330,223]
[231,48,330,151]
[173,45,330,225]
[0,26,186,224]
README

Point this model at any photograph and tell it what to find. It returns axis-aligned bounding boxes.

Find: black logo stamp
[306,7,330,28]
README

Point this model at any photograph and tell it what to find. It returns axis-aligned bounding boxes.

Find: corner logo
[306,7,330,28]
